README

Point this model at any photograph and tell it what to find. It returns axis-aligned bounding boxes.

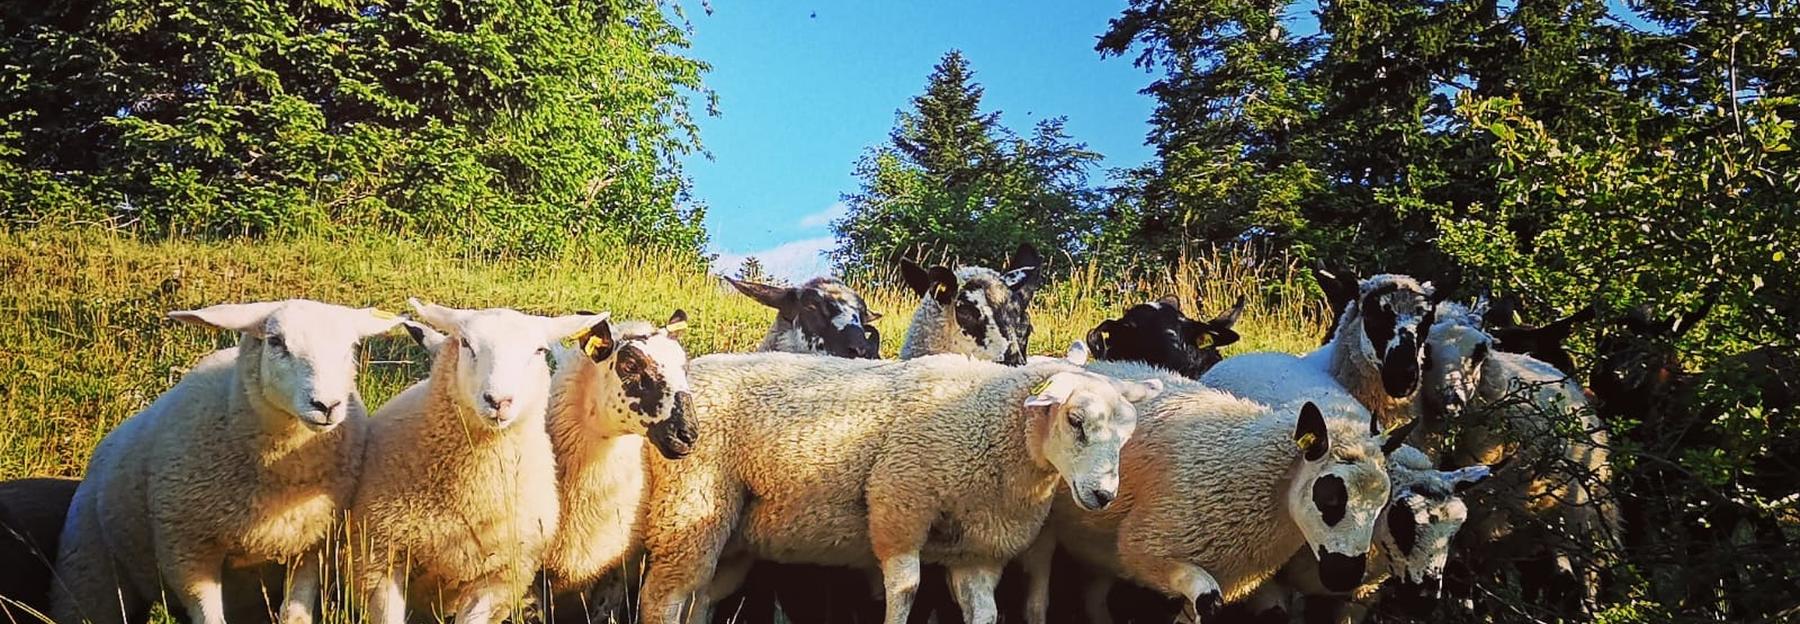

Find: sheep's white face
[1424,317,1494,417]
[1354,275,1437,399]
[1286,403,1399,593]
[169,299,402,431]
[411,299,595,430]
[1027,370,1159,511]
[570,312,700,459]
[1376,448,1490,591]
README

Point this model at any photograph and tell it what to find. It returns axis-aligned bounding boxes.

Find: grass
[0,227,1326,481]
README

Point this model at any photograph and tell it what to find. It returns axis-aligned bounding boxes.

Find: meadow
[0,228,1328,481]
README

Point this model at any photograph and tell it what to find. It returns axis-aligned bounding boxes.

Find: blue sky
[685,1,1164,281]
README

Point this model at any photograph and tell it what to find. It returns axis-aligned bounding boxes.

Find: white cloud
[712,236,838,283]
[796,201,849,230]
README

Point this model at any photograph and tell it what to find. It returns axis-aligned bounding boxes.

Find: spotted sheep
[632,350,1159,624]
[898,243,1044,365]
[1085,294,1245,378]
[726,276,882,358]
[52,300,403,624]
[1021,358,1413,624]
[541,312,698,624]
[351,300,600,624]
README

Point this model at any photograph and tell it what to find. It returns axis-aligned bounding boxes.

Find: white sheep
[1422,300,1618,610]
[633,351,1160,624]
[350,300,597,624]
[540,312,697,620]
[1021,359,1411,624]
[1210,274,1438,430]
[897,244,1043,364]
[51,300,402,624]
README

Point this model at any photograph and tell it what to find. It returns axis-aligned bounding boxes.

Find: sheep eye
[266,335,286,351]
[535,346,550,357]
[460,338,474,356]
[1067,413,1088,443]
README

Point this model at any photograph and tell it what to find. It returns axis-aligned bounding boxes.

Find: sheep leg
[876,553,922,624]
[164,552,228,624]
[946,564,1002,624]
[277,554,322,624]
[687,553,753,624]
[1118,551,1221,624]
[1018,535,1054,624]
[1080,575,1115,624]
[361,566,406,624]
[639,485,741,624]
[453,584,504,624]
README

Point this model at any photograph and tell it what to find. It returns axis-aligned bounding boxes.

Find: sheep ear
[1446,465,1493,492]
[351,307,406,338]
[1064,340,1090,366]
[865,309,883,322]
[928,266,958,305]
[663,310,688,337]
[542,313,607,347]
[1085,320,1117,357]
[1002,243,1044,300]
[169,301,285,337]
[408,298,469,332]
[1380,419,1419,455]
[726,277,798,313]
[1117,378,1163,403]
[576,319,618,362]
[1157,295,1182,311]
[1209,295,1246,329]
[900,260,933,297]
[1294,402,1329,462]
[1024,372,1078,408]
[402,320,448,356]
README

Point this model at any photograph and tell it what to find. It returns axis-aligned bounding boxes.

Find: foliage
[0,0,713,256]
[831,51,1106,275]
[732,255,779,285]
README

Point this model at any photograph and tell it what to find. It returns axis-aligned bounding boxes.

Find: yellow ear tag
[371,309,398,320]
[1194,333,1215,349]
[1030,378,1053,396]
[581,335,605,359]
[1296,432,1318,450]
[561,327,590,350]
[663,320,688,334]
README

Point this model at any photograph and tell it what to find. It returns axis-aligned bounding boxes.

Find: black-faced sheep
[725,276,882,358]
[1086,295,1245,378]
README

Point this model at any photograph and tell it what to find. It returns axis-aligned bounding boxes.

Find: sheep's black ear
[1381,419,1420,455]
[900,260,933,297]
[579,320,617,362]
[1003,243,1045,301]
[928,266,958,305]
[1295,402,1329,462]
[1086,319,1118,357]
[726,277,798,313]
[1191,321,1240,349]
[1209,295,1246,329]
[663,310,688,337]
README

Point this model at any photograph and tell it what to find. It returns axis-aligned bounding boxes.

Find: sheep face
[902,244,1043,365]
[410,299,595,429]
[1354,275,1438,399]
[1026,371,1160,511]
[1086,295,1244,378]
[1288,402,1398,593]
[572,311,700,459]
[169,299,402,431]
[1424,312,1494,417]
[728,276,881,358]
[1376,449,1490,600]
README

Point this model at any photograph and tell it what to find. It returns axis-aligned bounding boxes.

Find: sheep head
[1024,366,1159,511]
[1288,402,1410,593]
[727,276,881,359]
[568,311,699,459]
[409,298,595,430]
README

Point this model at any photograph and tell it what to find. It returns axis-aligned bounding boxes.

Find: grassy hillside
[0,228,1327,480]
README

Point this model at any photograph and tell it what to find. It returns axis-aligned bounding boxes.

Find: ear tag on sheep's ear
[1193,332,1215,349]
[371,309,399,320]
[1025,373,1080,408]
[662,320,688,335]
[1295,432,1319,452]
[581,335,607,359]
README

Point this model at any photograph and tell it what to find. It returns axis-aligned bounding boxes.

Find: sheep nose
[1092,489,1116,508]
[309,400,341,415]
[483,393,512,410]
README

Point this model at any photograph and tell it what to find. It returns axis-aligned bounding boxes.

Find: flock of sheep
[0,243,1621,624]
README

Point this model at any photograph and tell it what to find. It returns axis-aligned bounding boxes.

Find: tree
[734,256,779,285]
[831,51,1104,276]
[0,0,713,256]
